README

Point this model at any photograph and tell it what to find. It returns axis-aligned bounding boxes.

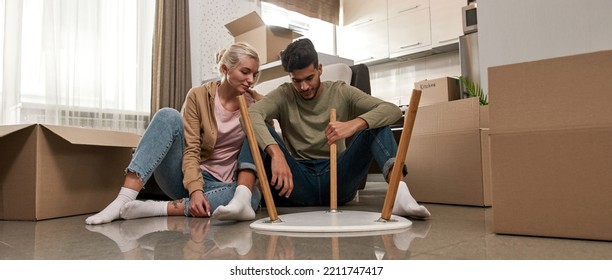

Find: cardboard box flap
[413,97,484,136]
[225,11,301,39]
[0,124,35,138]
[42,125,140,147]
[268,25,303,39]
[225,11,265,36]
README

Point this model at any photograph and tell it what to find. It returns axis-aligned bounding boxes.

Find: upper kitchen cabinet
[387,0,431,58]
[341,0,387,27]
[338,0,464,64]
[430,0,464,49]
[338,0,389,64]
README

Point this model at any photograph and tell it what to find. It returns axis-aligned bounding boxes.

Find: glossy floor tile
[1,180,612,260]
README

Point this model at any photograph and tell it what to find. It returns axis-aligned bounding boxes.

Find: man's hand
[325,118,368,146]
[266,144,294,198]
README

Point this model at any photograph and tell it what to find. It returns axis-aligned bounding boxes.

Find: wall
[478,0,612,93]
[368,51,461,106]
[189,0,260,87]
[187,0,461,102]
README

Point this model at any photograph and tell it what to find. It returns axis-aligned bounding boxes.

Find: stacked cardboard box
[488,50,612,241]
[403,97,492,206]
[0,124,140,220]
[414,77,461,107]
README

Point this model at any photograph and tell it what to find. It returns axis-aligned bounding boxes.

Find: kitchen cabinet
[338,0,463,64]
[387,0,428,18]
[387,0,431,58]
[341,0,387,26]
[338,20,389,64]
[338,0,388,64]
[430,0,464,49]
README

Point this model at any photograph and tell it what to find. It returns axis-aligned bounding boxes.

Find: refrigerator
[459,31,480,99]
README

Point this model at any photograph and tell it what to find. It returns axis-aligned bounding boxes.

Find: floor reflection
[85,216,431,260]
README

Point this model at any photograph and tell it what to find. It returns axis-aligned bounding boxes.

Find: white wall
[189,0,260,86]
[369,51,461,106]
[187,0,461,103]
[478,0,612,93]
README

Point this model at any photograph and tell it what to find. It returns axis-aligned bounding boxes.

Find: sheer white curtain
[0,0,155,134]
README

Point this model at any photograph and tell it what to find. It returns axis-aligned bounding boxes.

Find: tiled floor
[1,179,612,260]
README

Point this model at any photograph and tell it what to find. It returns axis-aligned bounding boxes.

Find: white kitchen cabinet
[388,7,431,58]
[387,0,428,18]
[341,0,388,27]
[337,20,389,64]
[338,0,389,64]
[430,0,464,48]
[338,0,464,64]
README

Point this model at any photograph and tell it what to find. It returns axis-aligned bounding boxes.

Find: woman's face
[223,56,259,94]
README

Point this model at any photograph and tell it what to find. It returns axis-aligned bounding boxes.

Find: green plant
[458,76,488,106]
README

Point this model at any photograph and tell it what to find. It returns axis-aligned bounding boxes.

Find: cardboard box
[414,77,461,107]
[0,124,141,221]
[403,97,491,206]
[225,11,301,64]
[488,49,612,241]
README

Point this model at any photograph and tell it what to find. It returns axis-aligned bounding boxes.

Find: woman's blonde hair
[216,42,260,76]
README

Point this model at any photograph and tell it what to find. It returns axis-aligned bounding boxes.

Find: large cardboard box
[414,77,461,107]
[403,97,491,206]
[0,124,141,221]
[488,50,612,241]
[225,11,301,64]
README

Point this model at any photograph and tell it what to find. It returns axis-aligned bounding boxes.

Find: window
[0,0,155,134]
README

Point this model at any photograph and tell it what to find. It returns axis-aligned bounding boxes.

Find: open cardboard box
[403,97,491,206]
[414,77,461,107]
[488,49,612,241]
[0,124,141,221]
[225,11,302,64]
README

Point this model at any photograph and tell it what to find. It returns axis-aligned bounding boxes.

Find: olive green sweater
[247,81,402,160]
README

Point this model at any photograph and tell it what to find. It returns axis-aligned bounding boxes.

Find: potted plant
[458,76,488,106]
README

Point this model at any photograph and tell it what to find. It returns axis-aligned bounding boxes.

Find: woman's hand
[189,190,211,217]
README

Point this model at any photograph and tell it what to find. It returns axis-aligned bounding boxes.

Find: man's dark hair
[280,38,319,72]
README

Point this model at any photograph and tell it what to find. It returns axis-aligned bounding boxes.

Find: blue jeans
[238,125,402,206]
[126,108,261,216]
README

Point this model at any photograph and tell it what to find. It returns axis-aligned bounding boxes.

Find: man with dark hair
[244,38,430,218]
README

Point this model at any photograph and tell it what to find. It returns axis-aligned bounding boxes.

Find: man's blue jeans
[237,125,402,206]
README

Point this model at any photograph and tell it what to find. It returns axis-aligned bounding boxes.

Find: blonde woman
[86,42,264,224]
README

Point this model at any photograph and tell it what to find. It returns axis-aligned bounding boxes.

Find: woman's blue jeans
[125,108,261,216]
[238,125,402,206]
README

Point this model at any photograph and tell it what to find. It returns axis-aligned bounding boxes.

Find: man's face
[289,63,322,101]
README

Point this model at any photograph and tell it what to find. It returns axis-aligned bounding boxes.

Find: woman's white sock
[85,187,138,225]
[392,181,431,219]
[120,200,168,220]
[212,185,255,221]
[120,217,168,240]
[86,223,138,252]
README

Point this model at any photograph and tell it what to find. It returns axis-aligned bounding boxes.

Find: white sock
[393,232,417,251]
[86,223,138,253]
[212,185,255,221]
[120,217,169,240]
[214,230,253,256]
[392,181,431,219]
[86,187,139,225]
[120,200,168,220]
